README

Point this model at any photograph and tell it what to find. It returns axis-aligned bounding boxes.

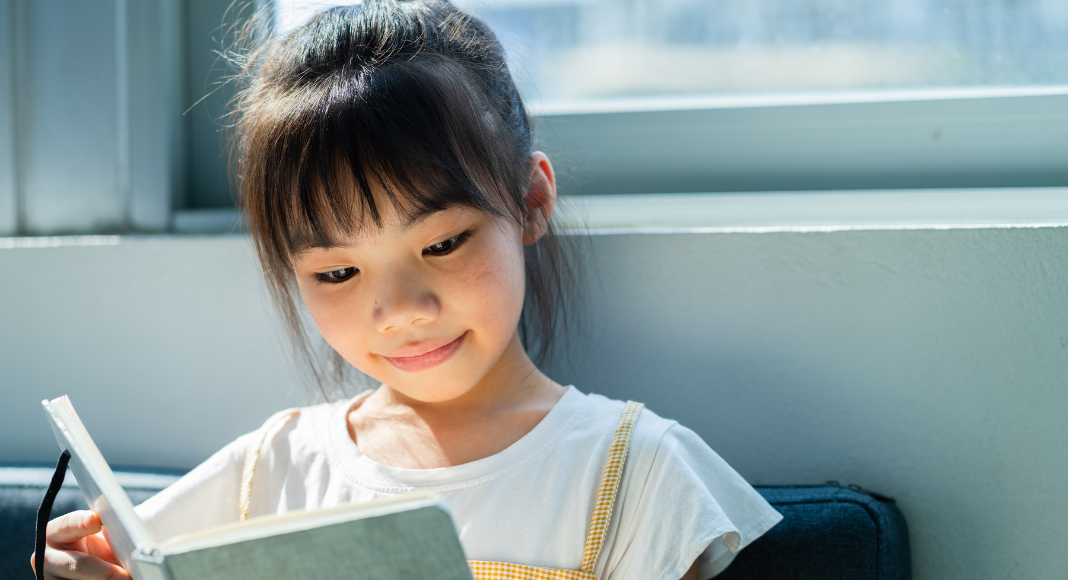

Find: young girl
[37,2,780,578]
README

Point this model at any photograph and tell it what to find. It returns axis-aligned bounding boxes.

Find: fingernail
[82,512,93,527]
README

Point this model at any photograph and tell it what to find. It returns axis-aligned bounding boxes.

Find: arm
[679,557,700,580]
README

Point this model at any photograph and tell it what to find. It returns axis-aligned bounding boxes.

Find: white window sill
[82,186,1068,239]
[3,187,1065,248]
[558,187,1068,233]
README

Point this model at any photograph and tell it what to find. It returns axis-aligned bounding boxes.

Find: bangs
[243,56,525,260]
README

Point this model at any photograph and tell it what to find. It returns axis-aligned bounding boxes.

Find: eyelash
[312,231,472,284]
[423,230,472,257]
[314,267,358,285]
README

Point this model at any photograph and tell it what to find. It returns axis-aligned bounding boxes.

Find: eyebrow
[401,204,449,231]
[290,205,451,257]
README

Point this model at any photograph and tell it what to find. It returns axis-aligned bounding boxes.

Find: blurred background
[2,2,1067,580]
[3,0,1068,234]
[285,0,1068,101]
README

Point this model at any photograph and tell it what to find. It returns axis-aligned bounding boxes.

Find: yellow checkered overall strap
[469,400,645,580]
[579,400,644,572]
[239,408,300,522]
[467,562,597,580]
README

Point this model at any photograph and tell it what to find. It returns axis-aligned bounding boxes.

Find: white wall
[0,236,306,468]
[1,226,1066,580]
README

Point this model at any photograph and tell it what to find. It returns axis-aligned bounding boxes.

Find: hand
[29,510,131,580]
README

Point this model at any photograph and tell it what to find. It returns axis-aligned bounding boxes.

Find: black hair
[230,0,579,398]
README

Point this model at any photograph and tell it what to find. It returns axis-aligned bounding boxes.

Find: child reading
[35,2,781,578]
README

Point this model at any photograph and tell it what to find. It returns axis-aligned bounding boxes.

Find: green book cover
[43,396,473,580]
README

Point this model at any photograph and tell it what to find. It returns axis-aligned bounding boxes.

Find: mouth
[382,332,466,373]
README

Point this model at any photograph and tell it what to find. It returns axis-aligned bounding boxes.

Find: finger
[83,533,121,566]
[43,547,131,580]
[46,511,101,547]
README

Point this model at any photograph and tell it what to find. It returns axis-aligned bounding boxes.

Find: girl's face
[291,200,530,403]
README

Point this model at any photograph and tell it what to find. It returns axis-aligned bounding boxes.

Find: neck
[349,331,566,468]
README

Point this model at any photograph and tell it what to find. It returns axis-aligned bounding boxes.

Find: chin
[369,359,482,402]
[390,377,479,403]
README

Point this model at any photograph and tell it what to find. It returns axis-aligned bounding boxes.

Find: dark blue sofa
[0,465,910,579]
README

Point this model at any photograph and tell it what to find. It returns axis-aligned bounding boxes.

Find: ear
[523,151,557,245]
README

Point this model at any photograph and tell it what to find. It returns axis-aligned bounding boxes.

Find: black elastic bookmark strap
[36,450,71,580]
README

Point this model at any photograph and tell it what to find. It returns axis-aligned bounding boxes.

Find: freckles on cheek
[468,245,525,320]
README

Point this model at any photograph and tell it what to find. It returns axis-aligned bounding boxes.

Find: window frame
[532,86,1068,197]
[0,0,17,236]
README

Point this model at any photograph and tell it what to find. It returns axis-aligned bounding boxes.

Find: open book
[42,396,474,580]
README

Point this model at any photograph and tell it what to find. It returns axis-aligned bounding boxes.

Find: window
[279,0,1068,106]
[2,0,1065,236]
[267,0,1068,197]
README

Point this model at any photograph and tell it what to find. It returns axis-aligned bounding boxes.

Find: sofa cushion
[0,466,181,579]
[0,467,909,579]
[718,484,911,580]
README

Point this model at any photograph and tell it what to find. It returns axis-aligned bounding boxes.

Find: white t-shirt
[136,386,781,580]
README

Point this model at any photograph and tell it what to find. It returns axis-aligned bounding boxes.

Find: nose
[372,269,440,333]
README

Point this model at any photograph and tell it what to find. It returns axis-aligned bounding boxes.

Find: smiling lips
[383,333,466,372]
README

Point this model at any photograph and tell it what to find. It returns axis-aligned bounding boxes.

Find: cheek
[458,230,526,333]
[297,282,371,357]
[297,283,333,331]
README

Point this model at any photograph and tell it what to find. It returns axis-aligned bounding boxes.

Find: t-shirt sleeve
[133,432,252,543]
[604,423,782,580]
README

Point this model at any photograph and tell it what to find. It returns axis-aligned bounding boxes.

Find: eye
[424,231,471,257]
[314,267,358,284]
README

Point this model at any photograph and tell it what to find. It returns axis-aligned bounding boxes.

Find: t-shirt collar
[326,385,585,491]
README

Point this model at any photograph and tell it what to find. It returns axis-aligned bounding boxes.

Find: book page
[42,396,157,575]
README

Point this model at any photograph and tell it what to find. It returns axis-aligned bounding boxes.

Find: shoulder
[255,396,360,464]
[581,393,782,580]
[191,398,347,466]
[138,397,361,537]
[139,397,352,512]
[573,391,679,446]
[574,392,749,498]
[558,391,683,477]
[282,398,348,438]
